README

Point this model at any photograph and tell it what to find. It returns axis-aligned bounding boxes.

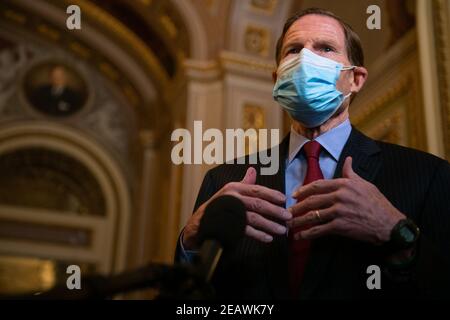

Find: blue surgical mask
[273,48,355,128]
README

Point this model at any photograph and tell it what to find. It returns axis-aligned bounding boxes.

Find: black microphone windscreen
[198,195,246,250]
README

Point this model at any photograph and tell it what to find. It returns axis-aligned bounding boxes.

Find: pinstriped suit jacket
[177,127,450,299]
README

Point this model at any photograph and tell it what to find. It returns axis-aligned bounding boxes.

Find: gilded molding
[36,24,60,41]
[432,0,450,160]
[2,8,26,24]
[352,76,410,126]
[68,41,91,59]
[220,51,275,81]
[62,0,169,88]
[366,110,402,144]
[243,104,266,129]
[352,73,426,150]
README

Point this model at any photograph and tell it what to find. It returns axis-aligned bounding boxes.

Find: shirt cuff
[178,230,198,264]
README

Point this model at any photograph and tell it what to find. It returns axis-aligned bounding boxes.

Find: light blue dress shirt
[285,119,352,209]
[179,119,352,262]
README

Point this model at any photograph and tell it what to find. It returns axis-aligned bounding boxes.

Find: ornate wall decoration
[244,25,270,57]
[0,0,164,131]
[0,36,132,166]
[0,122,132,277]
[243,103,266,129]
[22,61,89,118]
[363,109,403,145]
[227,0,293,63]
[0,44,29,119]
[0,148,105,216]
[352,74,425,150]
[350,30,427,152]
[242,103,266,155]
[0,219,92,247]
[250,0,278,14]
[0,4,137,282]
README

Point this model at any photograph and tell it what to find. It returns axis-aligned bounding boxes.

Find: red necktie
[289,140,324,297]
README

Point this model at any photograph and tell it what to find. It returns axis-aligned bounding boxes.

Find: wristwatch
[385,218,420,253]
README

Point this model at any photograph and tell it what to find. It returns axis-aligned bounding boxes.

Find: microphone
[195,195,247,282]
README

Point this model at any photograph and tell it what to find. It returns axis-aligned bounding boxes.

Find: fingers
[214,170,292,244]
[247,211,287,236]
[292,179,344,202]
[227,166,286,205]
[288,192,336,217]
[218,167,290,244]
[245,225,273,243]
[239,195,292,221]
[241,167,257,185]
[291,157,363,202]
[235,183,286,205]
[296,221,336,240]
[287,206,337,229]
[221,182,289,220]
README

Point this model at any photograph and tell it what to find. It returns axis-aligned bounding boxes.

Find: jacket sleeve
[384,160,450,298]
[174,169,218,263]
[413,159,450,297]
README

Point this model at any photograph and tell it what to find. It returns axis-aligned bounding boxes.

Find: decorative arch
[170,0,209,60]
[0,122,131,274]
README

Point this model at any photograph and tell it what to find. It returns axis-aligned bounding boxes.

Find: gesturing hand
[183,167,292,250]
[287,157,405,245]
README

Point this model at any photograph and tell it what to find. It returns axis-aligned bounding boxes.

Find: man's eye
[287,48,301,55]
[322,46,334,53]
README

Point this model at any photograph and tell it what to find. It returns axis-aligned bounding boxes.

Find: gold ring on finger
[314,210,322,222]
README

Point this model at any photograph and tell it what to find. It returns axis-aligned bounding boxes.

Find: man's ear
[351,66,368,93]
[272,71,277,84]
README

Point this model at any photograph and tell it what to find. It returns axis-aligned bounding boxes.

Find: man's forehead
[282,14,346,47]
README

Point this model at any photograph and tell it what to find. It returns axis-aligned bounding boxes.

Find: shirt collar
[288,119,352,163]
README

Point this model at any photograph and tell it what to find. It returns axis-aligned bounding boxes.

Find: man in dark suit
[176,8,450,299]
[31,65,83,117]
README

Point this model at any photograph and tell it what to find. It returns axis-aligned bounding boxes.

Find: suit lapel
[298,127,382,299]
[333,127,382,183]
